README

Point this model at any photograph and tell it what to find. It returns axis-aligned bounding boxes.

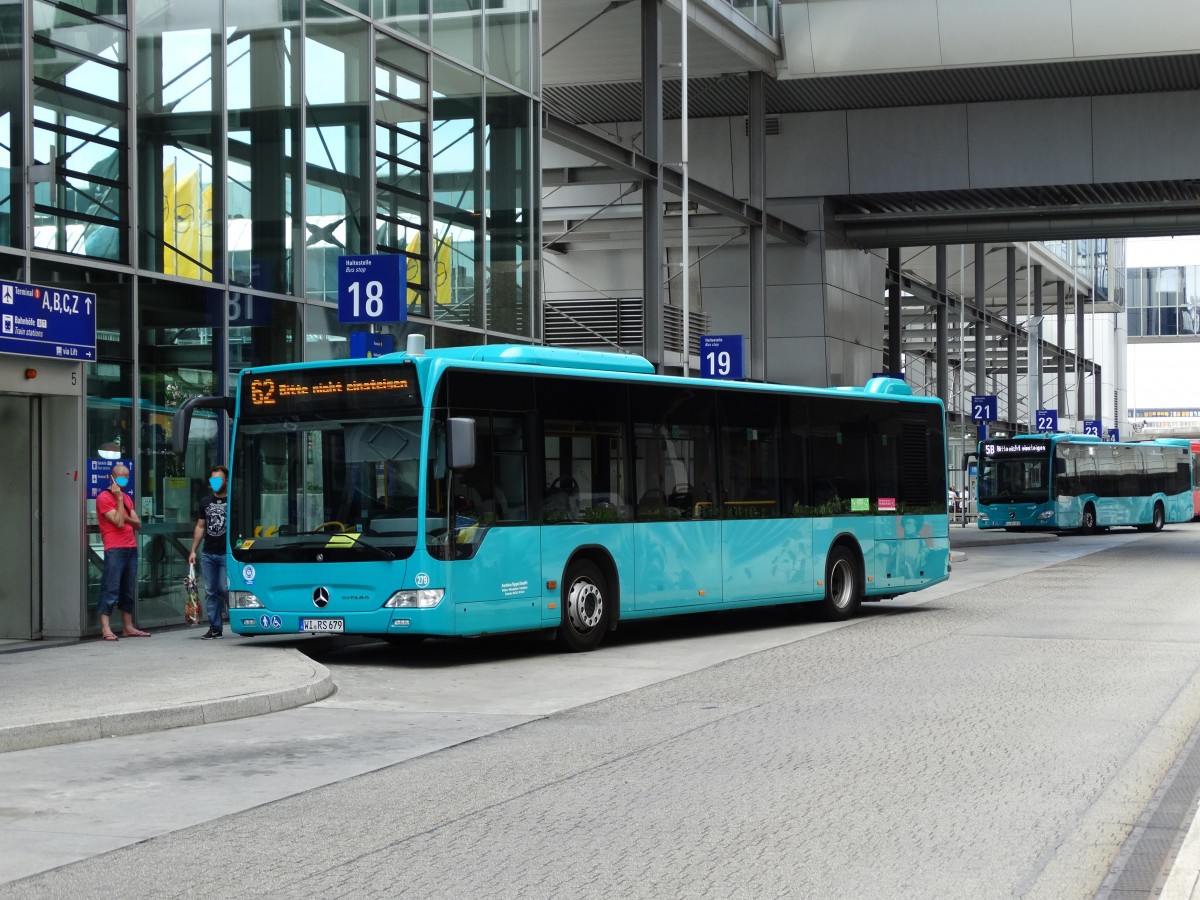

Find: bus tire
[1081,504,1098,535]
[820,545,861,621]
[1140,502,1166,533]
[556,559,610,652]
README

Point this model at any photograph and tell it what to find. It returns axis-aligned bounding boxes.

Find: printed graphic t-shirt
[197,493,228,555]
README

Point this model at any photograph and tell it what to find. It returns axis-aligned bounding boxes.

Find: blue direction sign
[349,331,396,358]
[338,255,406,324]
[1035,409,1059,433]
[971,395,998,422]
[699,334,745,380]
[86,458,135,501]
[0,278,96,360]
[1083,419,1101,437]
[1107,427,1120,443]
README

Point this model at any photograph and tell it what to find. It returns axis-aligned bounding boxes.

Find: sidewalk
[0,524,1044,756]
[0,626,334,753]
[946,521,1059,549]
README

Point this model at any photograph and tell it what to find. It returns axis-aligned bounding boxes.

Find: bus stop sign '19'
[338,255,405,324]
[0,278,97,361]
[699,334,744,380]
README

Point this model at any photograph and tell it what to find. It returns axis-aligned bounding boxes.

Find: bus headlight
[230,591,264,609]
[1037,510,1055,520]
[384,589,444,609]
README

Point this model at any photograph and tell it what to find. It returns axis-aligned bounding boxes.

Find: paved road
[5,528,1200,898]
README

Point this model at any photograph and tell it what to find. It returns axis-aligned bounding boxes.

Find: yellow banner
[405,234,453,307]
[163,162,176,274]
[175,169,201,279]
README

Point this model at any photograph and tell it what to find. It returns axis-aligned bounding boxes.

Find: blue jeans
[98,547,138,617]
[200,552,228,631]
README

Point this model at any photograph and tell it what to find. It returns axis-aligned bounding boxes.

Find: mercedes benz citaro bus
[977,433,1191,533]
[174,337,952,651]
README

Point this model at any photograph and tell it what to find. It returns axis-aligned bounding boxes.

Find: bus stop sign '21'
[0,278,97,361]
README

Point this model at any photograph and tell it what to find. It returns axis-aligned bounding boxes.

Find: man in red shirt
[96,463,149,641]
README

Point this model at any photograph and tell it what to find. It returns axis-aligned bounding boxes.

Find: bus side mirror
[172,395,235,456]
[447,417,476,470]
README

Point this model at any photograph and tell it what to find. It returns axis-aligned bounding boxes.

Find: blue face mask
[114,476,129,488]
[209,476,224,492]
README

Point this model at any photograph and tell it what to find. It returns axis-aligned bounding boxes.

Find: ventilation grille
[543,298,710,354]
[899,421,933,504]
[744,115,780,136]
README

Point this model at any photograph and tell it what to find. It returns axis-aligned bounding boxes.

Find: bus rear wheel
[1080,504,1098,535]
[1139,502,1165,533]
[556,560,610,652]
[820,545,861,621]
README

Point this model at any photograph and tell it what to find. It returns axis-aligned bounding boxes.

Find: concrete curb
[0,666,336,754]
[949,533,1059,549]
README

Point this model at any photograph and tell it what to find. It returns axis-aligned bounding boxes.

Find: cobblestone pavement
[9,530,1200,900]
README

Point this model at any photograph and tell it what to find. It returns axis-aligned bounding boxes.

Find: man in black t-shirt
[189,465,229,639]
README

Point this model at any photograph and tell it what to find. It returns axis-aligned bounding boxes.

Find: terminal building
[1,0,1196,639]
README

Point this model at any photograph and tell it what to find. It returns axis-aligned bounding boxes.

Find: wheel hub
[568,579,603,630]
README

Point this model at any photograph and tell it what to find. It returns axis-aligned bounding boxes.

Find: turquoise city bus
[179,340,950,651]
[976,433,1192,533]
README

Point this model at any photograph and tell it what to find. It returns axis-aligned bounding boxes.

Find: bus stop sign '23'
[0,278,97,361]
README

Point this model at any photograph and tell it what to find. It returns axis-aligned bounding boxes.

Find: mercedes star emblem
[313,587,330,608]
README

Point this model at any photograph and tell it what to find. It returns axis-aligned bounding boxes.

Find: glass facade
[1126,266,1200,338]
[0,0,537,632]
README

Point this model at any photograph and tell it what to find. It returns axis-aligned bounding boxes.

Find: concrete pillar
[1006,247,1017,426]
[641,0,664,370]
[1057,281,1066,416]
[1077,290,1087,420]
[747,71,766,382]
[936,245,948,402]
[1033,265,1043,410]
[887,247,901,374]
[974,243,985,394]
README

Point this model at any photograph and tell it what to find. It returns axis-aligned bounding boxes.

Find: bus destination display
[982,440,1050,459]
[241,364,418,417]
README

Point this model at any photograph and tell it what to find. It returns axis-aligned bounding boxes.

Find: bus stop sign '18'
[0,278,97,361]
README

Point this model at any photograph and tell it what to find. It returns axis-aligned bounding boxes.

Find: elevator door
[0,395,36,639]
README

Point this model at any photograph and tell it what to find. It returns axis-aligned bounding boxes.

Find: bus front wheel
[556,560,610,652]
[1080,504,1098,535]
[820,546,861,621]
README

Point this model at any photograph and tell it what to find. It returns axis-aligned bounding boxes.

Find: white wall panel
[781,0,1199,74]
[807,0,942,74]
[847,105,970,193]
[767,336,829,384]
[767,283,826,337]
[938,0,1075,65]
[967,99,1093,188]
[1093,92,1200,182]
[766,112,849,197]
[1072,0,1200,57]
[775,3,816,78]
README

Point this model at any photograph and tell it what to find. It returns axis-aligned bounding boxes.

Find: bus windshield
[231,414,446,563]
[979,445,1052,505]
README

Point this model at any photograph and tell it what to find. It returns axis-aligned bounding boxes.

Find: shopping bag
[184,564,201,625]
